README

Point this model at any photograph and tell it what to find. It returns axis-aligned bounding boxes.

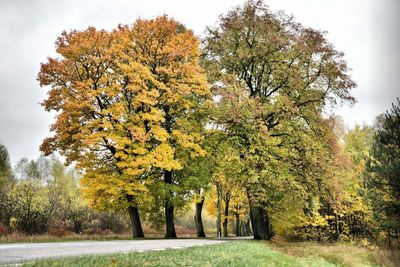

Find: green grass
[21,241,297,267]
[20,240,394,267]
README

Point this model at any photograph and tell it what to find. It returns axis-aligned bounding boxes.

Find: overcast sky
[0,0,399,163]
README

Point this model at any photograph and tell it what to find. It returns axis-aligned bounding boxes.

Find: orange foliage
[38,16,210,209]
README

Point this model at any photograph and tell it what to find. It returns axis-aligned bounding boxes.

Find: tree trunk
[194,197,206,238]
[164,170,177,238]
[235,212,240,237]
[126,195,145,238]
[223,193,230,237]
[246,218,252,236]
[73,219,82,234]
[248,193,272,240]
[216,183,222,237]
[240,218,251,236]
[335,213,340,241]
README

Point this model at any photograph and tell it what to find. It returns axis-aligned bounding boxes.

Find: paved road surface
[0,239,228,265]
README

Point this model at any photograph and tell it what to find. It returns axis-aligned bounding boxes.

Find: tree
[47,158,89,233]
[0,143,14,226]
[38,16,209,238]
[7,179,51,234]
[4,157,52,235]
[202,0,355,239]
[365,98,400,245]
[212,142,242,237]
[0,144,13,190]
[175,150,214,238]
[342,125,374,238]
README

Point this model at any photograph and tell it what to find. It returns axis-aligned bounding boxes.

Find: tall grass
[270,237,400,267]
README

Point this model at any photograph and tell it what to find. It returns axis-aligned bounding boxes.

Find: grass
[270,238,400,267]
[0,233,204,244]
[19,240,399,267]
[21,241,300,267]
[0,233,133,244]
[0,225,213,243]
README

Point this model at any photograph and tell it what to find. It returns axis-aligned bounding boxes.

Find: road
[0,239,228,265]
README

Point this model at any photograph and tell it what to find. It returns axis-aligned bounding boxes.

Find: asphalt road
[0,239,228,265]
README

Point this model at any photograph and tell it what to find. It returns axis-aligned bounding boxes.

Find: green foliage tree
[365,98,400,244]
[7,179,51,234]
[0,144,13,189]
[47,159,90,233]
[202,0,355,239]
[0,143,14,226]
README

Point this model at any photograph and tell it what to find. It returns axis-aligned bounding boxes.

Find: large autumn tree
[38,16,209,238]
[203,0,356,239]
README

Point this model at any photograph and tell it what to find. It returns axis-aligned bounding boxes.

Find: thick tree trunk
[164,170,177,238]
[165,203,177,238]
[216,183,222,237]
[223,193,230,237]
[248,193,272,240]
[194,197,206,238]
[235,212,240,237]
[126,195,144,238]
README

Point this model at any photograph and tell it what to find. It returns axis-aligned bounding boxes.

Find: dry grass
[0,225,205,243]
[371,248,400,267]
[270,236,400,267]
[0,232,133,243]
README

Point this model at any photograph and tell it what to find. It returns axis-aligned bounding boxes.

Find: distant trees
[7,179,51,234]
[0,154,130,235]
[0,144,14,226]
[47,160,89,233]
[0,144,13,189]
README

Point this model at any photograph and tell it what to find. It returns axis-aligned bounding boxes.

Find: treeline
[0,101,398,243]
[0,155,129,235]
[1,0,398,245]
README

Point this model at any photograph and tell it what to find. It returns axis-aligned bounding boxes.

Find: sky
[0,0,399,164]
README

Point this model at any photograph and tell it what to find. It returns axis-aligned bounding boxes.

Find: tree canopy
[30,0,399,245]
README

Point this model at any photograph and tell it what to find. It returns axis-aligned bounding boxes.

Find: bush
[8,180,51,234]
[97,212,128,233]
[0,223,8,235]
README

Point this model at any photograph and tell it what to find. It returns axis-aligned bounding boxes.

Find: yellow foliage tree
[38,16,210,238]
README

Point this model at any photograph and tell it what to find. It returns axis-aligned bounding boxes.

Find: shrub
[8,180,51,234]
[0,223,8,235]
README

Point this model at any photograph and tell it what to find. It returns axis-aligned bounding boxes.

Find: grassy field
[21,240,399,267]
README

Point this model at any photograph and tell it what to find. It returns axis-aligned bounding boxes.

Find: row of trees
[3,0,392,242]
[36,0,356,240]
[0,102,398,241]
